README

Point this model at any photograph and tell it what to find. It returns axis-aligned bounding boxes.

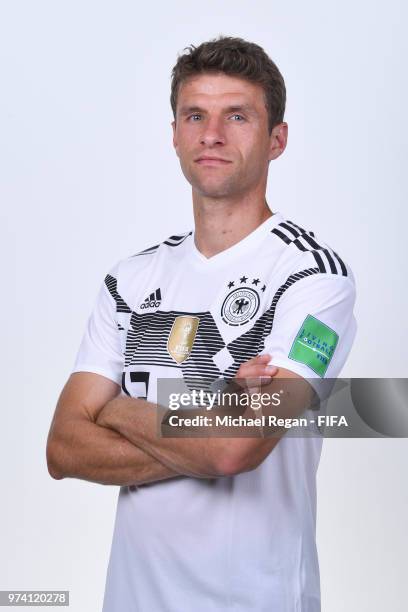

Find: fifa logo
[181,322,192,340]
[167,316,199,363]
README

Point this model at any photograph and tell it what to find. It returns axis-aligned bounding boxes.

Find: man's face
[172,72,287,199]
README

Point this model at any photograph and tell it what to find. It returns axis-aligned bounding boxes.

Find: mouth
[195,156,232,166]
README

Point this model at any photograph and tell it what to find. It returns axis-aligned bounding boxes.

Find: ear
[172,120,179,157]
[268,122,288,161]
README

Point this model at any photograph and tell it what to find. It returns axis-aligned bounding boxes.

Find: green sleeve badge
[288,314,339,377]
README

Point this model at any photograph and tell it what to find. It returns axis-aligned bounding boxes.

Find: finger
[254,353,272,362]
[238,364,277,378]
[235,371,278,393]
[242,353,272,367]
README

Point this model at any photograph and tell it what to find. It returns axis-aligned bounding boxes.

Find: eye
[188,114,202,121]
[230,114,245,121]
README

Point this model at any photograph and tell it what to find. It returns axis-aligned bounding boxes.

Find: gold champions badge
[167,316,199,363]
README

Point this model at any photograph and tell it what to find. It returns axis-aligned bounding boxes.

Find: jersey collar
[190,211,285,267]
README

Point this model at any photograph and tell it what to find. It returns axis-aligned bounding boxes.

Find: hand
[235,354,278,385]
[236,354,278,392]
[233,355,278,434]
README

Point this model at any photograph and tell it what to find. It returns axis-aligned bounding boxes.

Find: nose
[199,116,226,147]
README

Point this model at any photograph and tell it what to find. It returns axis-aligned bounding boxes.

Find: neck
[192,189,273,258]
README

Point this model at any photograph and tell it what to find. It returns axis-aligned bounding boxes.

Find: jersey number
[122,371,150,399]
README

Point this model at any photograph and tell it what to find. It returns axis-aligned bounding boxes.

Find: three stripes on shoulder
[272,219,348,277]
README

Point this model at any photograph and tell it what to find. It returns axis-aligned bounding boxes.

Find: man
[47,36,357,611]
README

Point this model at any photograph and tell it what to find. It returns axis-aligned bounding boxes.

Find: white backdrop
[1,1,407,610]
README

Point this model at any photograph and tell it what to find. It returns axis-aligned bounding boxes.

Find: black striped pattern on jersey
[132,232,192,257]
[124,309,226,390]
[125,310,223,368]
[105,274,132,313]
[224,267,321,378]
[271,219,348,276]
[104,267,325,387]
[104,275,221,384]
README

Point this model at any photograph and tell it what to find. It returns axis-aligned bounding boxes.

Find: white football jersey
[72,211,357,612]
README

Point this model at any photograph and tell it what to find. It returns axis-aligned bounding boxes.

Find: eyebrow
[178,104,257,117]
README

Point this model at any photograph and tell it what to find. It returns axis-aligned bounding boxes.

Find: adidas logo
[140,288,162,309]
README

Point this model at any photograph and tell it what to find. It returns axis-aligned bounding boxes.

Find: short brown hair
[170,36,286,134]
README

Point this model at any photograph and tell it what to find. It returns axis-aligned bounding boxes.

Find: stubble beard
[181,161,246,200]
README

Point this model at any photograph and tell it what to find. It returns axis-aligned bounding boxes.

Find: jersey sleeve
[71,263,124,386]
[263,273,357,398]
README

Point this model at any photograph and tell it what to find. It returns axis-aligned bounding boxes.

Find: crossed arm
[46,371,180,486]
[47,356,312,486]
[95,379,283,479]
